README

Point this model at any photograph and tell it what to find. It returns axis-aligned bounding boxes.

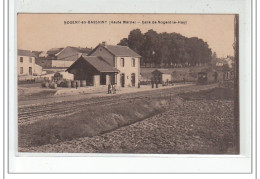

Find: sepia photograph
[17,13,239,154]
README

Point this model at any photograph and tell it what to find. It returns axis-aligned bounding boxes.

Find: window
[29,57,32,63]
[120,58,125,67]
[113,59,115,67]
[20,57,23,63]
[131,58,135,67]
[131,73,135,86]
[20,67,23,74]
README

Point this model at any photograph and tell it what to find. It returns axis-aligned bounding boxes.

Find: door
[131,73,135,87]
[29,67,32,75]
[120,73,125,87]
[111,74,115,85]
[100,74,106,85]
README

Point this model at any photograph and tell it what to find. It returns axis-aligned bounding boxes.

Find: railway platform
[18,83,194,106]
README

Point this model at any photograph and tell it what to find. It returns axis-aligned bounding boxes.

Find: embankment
[19,96,183,148]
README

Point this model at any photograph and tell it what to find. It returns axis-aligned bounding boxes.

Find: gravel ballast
[20,96,236,154]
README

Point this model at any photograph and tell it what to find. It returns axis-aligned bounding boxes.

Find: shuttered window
[131,58,135,67]
[120,58,125,67]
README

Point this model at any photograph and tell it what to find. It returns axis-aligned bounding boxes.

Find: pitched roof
[83,56,119,73]
[18,49,36,57]
[47,48,64,55]
[69,47,92,54]
[32,51,43,58]
[57,54,79,61]
[105,45,141,57]
[67,56,119,73]
[152,69,172,74]
[89,44,141,57]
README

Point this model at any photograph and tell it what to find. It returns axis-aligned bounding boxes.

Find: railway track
[18,84,218,125]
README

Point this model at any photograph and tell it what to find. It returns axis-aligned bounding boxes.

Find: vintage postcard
[17,13,239,154]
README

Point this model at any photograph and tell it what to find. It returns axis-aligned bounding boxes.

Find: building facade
[152,69,172,84]
[18,49,42,76]
[88,42,141,87]
[35,46,91,68]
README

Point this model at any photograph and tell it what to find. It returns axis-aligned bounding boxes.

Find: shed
[151,69,172,84]
[66,56,119,86]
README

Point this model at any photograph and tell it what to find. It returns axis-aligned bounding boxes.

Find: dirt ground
[19,85,238,154]
[18,83,193,106]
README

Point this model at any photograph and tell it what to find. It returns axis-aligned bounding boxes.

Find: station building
[67,42,141,87]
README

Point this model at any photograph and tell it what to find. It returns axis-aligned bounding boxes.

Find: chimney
[102,41,107,47]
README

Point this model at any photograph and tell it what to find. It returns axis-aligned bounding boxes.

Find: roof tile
[18,49,36,57]
[82,56,119,73]
[105,45,141,57]
[47,48,64,55]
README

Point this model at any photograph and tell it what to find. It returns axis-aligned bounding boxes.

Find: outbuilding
[151,69,172,84]
[66,55,119,86]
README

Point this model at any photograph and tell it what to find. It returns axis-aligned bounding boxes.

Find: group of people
[108,83,116,94]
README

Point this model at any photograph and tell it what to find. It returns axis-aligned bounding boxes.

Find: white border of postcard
[6,0,254,175]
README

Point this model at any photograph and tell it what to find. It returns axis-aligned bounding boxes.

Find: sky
[18,14,235,57]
